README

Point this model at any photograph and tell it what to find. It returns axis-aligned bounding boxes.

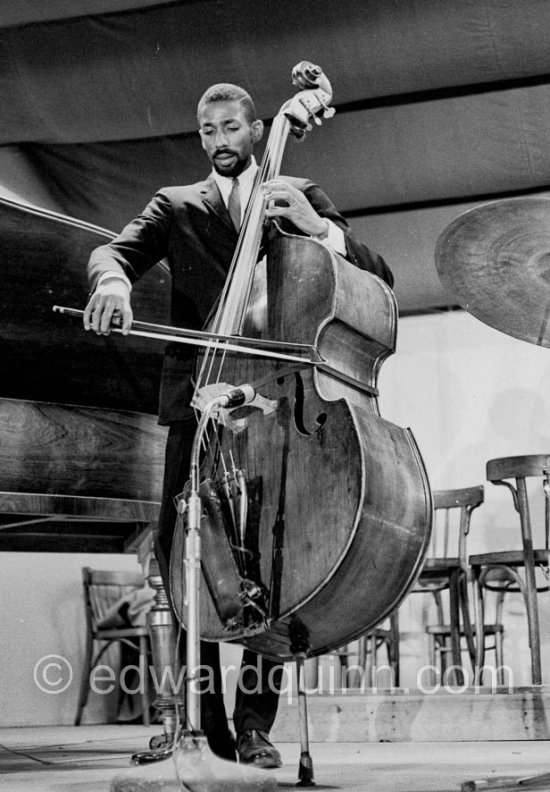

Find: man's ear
[251,120,264,143]
[199,130,207,151]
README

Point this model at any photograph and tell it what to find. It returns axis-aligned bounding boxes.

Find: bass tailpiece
[190,475,268,634]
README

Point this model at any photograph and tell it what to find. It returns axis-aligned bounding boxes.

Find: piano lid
[0,195,170,414]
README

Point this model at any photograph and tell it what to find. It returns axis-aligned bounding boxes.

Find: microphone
[217,384,256,408]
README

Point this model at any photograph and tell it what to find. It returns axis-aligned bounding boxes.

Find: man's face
[198,100,262,178]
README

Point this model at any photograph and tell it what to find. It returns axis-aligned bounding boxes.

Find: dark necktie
[228,178,241,231]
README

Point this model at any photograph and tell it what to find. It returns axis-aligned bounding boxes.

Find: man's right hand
[83,278,133,336]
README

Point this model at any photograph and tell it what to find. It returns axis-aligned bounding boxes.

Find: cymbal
[435,197,550,347]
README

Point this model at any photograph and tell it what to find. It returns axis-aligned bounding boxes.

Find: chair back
[82,567,147,633]
[431,485,485,568]
[486,454,550,552]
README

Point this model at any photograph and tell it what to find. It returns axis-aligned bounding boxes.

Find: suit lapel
[200,175,236,234]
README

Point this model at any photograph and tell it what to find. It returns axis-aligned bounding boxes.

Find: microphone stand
[182,395,219,744]
[111,393,277,792]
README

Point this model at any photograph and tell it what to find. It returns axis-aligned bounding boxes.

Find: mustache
[214,148,236,157]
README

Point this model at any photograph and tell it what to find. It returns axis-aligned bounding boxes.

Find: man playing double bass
[84,82,392,768]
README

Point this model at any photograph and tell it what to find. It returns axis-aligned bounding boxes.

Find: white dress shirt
[213,156,346,253]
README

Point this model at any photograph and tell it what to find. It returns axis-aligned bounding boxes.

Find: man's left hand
[262,180,327,238]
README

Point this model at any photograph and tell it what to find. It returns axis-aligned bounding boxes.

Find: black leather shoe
[237,729,282,768]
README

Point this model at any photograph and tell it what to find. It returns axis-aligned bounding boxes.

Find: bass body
[170,231,432,660]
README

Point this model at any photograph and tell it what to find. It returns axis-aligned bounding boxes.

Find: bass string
[190,114,290,474]
[195,108,289,393]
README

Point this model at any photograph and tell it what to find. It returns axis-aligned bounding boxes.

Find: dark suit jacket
[88,174,393,424]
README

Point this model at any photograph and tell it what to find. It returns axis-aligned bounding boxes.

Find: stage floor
[1,726,550,791]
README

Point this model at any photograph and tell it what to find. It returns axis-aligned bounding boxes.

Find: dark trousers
[155,420,283,751]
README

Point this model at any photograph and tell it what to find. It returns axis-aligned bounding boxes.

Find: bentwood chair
[307,611,400,691]
[336,488,490,689]
[469,455,550,685]
[418,486,504,685]
[331,612,400,688]
[75,567,153,726]
[362,612,400,687]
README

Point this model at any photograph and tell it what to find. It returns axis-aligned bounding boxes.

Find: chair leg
[495,630,505,686]
[364,635,375,688]
[448,571,464,685]
[75,628,93,726]
[427,632,437,687]
[433,590,445,625]
[471,567,485,686]
[346,637,365,688]
[495,590,506,686]
[389,611,400,687]
[523,576,543,684]
[517,478,543,684]
[369,636,379,687]
[356,635,366,665]
[439,636,451,680]
[459,574,476,669]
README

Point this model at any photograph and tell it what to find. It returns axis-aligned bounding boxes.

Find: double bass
[166,62,433,661]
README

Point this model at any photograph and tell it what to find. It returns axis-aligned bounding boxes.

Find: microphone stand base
[112,732,279,792]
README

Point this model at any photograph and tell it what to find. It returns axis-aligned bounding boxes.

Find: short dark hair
[197,83,257,124]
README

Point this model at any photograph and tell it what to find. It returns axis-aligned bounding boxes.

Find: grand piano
[0,195,170,553]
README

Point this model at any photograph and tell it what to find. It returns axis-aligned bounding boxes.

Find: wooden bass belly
[169,365,432,660]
